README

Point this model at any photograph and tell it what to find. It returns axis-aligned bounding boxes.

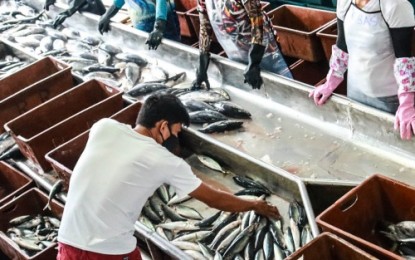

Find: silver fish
[173,205,203,220]
[43,179,63,210]
[197,155,227,174]
[171,241,201,251]
[178,90,229,103]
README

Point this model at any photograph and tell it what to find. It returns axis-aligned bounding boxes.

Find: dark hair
[136,93,190,127]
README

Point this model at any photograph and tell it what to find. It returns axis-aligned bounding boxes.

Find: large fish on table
[198,120,244,134]
[212,101,251,119]
[178,90,229,103]
[189,110,227,124]
[127,83,168,97]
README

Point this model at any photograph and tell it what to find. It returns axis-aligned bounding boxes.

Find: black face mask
[160,125,180,155]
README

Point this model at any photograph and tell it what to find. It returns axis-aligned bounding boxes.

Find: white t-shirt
[58,118,202,254]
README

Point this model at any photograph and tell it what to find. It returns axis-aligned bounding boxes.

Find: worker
[97,0,180,50]
[191,0,292,90]
[309,0,415,140]
[57,93,280,259]
[44,0,106,28]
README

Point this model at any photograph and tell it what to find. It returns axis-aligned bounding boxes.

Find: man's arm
[189,182,280,219]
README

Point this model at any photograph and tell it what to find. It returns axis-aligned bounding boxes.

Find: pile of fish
[0,2,255,135]
[6,214,60,256]
[379,220,415,258]
[139,155,313,259]
[0,55,28,79]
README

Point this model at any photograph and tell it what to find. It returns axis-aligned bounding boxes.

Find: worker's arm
[189,182,280,219]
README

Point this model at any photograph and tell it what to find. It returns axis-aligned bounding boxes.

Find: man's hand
[191,52,210,91]
[244,65,263,89]
[253,199,281,219]
[44,0,55,11]
[244,44,266,90]
[52,13,69,28]
[145,19,166,50]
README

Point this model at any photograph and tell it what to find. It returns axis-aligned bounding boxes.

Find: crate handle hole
[2,203,18,213]
[340,194,358,212]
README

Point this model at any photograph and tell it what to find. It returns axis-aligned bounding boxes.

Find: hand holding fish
[253,199,281,219]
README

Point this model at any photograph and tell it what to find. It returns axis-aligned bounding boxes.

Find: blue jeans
[348,90,399,114]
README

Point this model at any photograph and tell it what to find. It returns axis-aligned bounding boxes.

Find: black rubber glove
[98,4,120,35]
[52,11,70,28]
[145,19,166,50]
[44,0,56,11]
[244,44,266,89]
[191,52,210,90]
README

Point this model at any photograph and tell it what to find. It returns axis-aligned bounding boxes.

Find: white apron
[344,0,397,98]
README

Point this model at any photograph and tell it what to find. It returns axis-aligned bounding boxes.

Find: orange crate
[4,80,123,172]
[316,20,338,62]
[289,59,329,86]
[286,232,378,260]
[0,188,64,260]
[0,56,70,101]
[0,69,75,134]
[175,0,198,38]
[45,101,143,190]
[317,174,415,260]
[0,161,33,207]
[267,5,336,62]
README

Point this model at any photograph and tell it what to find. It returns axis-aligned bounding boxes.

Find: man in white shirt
[57,93,280,260]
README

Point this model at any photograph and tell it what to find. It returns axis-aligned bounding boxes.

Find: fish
[173,205,204,220]
[142,202,163,224]
[115,52,148,67]
[156,185,170,204]
[97,49,111,66]
[184,249,206,259]
[140,65,168,83]
[178,90,229,103]
[190,110,228,124]
[1,10,45,25]
[200,213,238,245]
[43,179,63,210]
[39,36,53,53]
[269,220,286,249]
[284,227,295,255]
[81,36,101,46]
[209,220,241,250]
[173,230,210,242]
[139,215,155,232]
[198,242,214,260]
[290,218,301,251]
[222,223,257,259]
[149,194,165,221]
[196,211,222,228]
[0,144,24,161]
[197,155,228,174]
[289,201,307,227]
[82,64,120,74]
[263,232,274,260]
[11,236,43,251]
[216,227,241,254]
[13,27,46,37]
[61,27,80,39]
[234,188,270,197]
[161,203,186,222]
[254,249,265,260]
[156,221,200,232]
[9,215,31,226]
[171,241,200,251]
[127,83,168,97]
[183,100,215,112]
[198,120,244,134]
[99,43,122,55]
[167,194,192,206]
[232,176,272,195]
[124,62,141,89]
[301,224,313,246]
[212,101,251,119]
[273,243,286,260]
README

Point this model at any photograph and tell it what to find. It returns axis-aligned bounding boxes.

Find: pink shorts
[57,242,142,260]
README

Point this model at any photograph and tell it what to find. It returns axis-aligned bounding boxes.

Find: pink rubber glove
[309,72,343,105]
[309,45,348,106]
[395,92,415,140]
[393,57,415,140]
